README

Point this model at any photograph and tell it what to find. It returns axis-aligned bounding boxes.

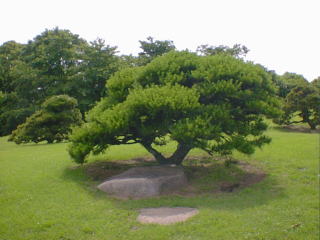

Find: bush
[9,95,82,144]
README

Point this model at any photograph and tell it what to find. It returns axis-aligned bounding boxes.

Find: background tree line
[1,27,319,140]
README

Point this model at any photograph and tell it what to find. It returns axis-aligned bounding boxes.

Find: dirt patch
[237,161,266,188]
[274,125,320,133]
[83,156,266,197]
[176,160,266,196]
[84,157,157,181]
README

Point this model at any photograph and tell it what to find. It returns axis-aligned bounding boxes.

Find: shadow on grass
[61,157,286,211]
[15,141,68,147]
[273,125,319,134]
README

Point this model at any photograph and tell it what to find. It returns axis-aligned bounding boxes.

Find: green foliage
[0,28,121,135]
[9,95,82,144]
[138,36,176,65]
[69,51,280,164]
[21,27,90,107]
[0,92,34,135]
[278,72,309,97]
[70,38,120,112]
[311,76,320,89]
[0,41,24,93]
[197,44,249,58]
[278,84,320,129]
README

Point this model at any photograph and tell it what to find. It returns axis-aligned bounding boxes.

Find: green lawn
[0,127,319,240]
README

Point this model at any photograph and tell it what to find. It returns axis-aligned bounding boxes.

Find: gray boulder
[97,165,187,199]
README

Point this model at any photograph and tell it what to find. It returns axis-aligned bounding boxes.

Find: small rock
[137,207,199,225]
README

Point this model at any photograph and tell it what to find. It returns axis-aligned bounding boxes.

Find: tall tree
[0,28,122,136]
[0,41,24,93]
[21,27,88,105]
[138,36,176,64]
[278,72,309,97]
[0,41,36,135]
[197,44,249,58]
[72,38,120,111]
[311,76,320,89]
[68,51,280,164]
[279,85,320,130]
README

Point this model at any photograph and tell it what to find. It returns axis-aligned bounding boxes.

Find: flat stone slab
[97,165,187,199]
[137,207,199,225]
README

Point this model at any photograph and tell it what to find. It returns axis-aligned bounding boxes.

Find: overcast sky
[1,0,319,81]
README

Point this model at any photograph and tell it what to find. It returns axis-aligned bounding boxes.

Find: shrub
[9,95,82,144]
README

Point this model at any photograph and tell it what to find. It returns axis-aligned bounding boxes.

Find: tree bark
[168,143,191,165]
[141,142,168,164]
[141,141,191,165]
[302,112,317,130]
[308,122,316,130]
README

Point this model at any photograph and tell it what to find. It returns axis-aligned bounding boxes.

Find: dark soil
[83,156,266,197]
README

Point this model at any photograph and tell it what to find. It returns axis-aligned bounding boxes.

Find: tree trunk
[168,143,191,165]
[308,121,316,130]
[141,142,168,164]
[302,114,317,130]
[141,142,191,165]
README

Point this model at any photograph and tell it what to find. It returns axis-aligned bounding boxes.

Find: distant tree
[312,76,320,89]
[197,44,249,58]
[0,28,122,136]
[0,42,35,135]
[0,92,34,136]
[21,27,88,105]
[70,38,120,112]
[138,36,176,64]
[9,95,82,144]
[0,41,24,94]
[264,70,289,98]
[277,85,320,130]
[278,72,309,97]
[119,54,141,68]
[68,51,280,164]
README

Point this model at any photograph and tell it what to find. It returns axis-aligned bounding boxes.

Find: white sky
[1,0,319,81]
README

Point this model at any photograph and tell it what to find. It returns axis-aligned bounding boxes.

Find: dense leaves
[277,85,320,130]
[9,95,82,144]
[277,72,309,97]
[312,76,320,89]
[0,41,24,94]
[0,28,120,135]
[138,36,176,65]
[68,51,280,164]
[197,44,249,58]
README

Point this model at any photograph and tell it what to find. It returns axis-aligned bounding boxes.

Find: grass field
[0,127,319,240]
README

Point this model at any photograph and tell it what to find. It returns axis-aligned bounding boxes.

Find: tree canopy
[0,28,120,135]
[277,72,309,97]
[139,37,175,58]
[277,84,320,130]
[311,76,320,89]
[197,44,249,58]
[68,51,280,164]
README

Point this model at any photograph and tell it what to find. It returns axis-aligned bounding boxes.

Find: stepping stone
[97,165,187,199]
[137,207,199,225]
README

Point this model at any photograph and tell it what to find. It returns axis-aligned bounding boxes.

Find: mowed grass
[0,127,319,240]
